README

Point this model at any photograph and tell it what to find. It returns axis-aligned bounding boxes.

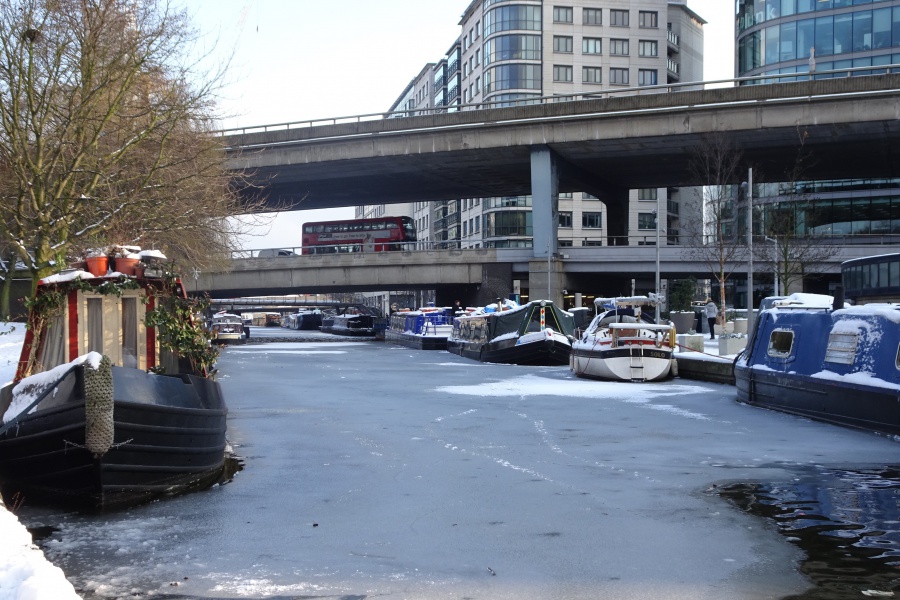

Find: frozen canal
[17,338,900,599]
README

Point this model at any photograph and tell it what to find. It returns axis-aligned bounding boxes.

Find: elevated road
[186,244,887,301]
[225,73,900,211]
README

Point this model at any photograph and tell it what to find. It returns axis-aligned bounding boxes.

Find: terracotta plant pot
[114,257,140,275]
[84,256,109,277]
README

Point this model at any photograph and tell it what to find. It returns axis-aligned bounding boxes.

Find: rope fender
[84,355,114,457]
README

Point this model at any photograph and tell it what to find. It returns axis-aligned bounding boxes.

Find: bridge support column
[605,188,630,246]
[528,258,566,305]
[530,146,558,260]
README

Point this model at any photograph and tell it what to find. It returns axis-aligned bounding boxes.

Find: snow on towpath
[0,322,81,600]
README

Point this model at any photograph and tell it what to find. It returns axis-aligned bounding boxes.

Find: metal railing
[217,65,900,137]
[236,233,900,260]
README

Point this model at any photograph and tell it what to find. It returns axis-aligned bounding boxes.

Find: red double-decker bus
[301,217,417,254]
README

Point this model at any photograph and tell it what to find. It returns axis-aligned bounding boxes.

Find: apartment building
[358,0,706,252]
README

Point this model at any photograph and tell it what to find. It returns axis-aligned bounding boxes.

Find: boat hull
[735,364,900,436]
[571,346,674,382]
[447,336,571,366]
[0,369,227,510]
[385,330,448,350]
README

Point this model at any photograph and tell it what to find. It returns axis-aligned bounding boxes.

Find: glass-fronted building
[736,0,900,80]
[736,0,900,252]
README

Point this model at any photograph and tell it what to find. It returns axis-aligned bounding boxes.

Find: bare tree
[754,130,839,295]
[0,0,269,292]
[683,134,749,325]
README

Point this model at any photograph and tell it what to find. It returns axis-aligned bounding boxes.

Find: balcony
[667,58,680,79]
[667,29,679,53]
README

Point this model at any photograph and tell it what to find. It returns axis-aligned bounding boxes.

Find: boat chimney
[832,285,844,311]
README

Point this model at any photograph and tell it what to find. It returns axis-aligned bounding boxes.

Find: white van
[257,249,297,257]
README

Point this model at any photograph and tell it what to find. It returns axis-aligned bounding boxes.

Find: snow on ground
[0,322,82,600]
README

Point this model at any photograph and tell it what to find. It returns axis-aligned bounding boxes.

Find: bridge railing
[218,65,900,136]
[237,233,900,262]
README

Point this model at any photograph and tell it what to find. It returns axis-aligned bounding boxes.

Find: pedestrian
[705,298,717,340]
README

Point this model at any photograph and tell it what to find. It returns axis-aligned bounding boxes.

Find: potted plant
[83,248,109,277]
[668,278,697,334]
[718,332,747,355]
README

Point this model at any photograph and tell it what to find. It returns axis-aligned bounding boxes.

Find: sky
[184,0,735,249]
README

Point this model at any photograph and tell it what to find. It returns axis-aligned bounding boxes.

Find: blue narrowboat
[385,308,453,350]
[735,292,900,436]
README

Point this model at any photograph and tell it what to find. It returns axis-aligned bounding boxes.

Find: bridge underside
[228,76,900,211]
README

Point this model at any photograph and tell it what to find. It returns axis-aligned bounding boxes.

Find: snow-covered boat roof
[771,293,837,309]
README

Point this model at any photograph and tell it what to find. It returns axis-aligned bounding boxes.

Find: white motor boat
[571,295,676,382]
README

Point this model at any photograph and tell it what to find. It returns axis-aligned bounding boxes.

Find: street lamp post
[655,196,661,324]
[765,236,779,296]
[741,170,754,334]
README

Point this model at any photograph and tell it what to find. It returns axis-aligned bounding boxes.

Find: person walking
[705,299,718,340]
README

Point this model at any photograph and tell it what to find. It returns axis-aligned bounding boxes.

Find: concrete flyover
[185,248,530,300]
[186,244,885,303]
[225,74,900,211]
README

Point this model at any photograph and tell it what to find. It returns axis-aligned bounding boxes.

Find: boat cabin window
[122,297,139,368]
[824,332,859,365]
[39,312,66,370]
[767,329,794,358]
[87,297,104,353]
[895,344,900,371]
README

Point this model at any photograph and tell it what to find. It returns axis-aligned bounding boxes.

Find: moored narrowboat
[386,307,453,350]
[735,292,900,435]
[447,300,574,365]
[0,266,228,510]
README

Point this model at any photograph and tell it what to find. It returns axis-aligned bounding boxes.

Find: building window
[610,9,629,27]
[639,40,658,57]
[559,212,573,227]
[638,69,657,86]
[610,39,629,56]
[559,192,573,199]
[583,240,604,247]
[582,37,602,54]
[639,11,658,28]
[582,66,602,83]
[484,4,542,36]
[582,212,602,228]
[553,35,573,53]
[484,64,539,93]
[638,212,656,230]
[559,239,573,247]
[553,64,573,82]
[553,6,573,23]
[610,68,628,85]
[639,188,658,201]
[583,8,601,25]
[484,34,542,65]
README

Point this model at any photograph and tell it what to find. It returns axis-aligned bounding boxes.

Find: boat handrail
[0,363,81,436]
[595,294,663,307]
[607,323,672,331]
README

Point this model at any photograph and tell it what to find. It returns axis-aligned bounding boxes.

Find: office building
[736,0,900,291]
